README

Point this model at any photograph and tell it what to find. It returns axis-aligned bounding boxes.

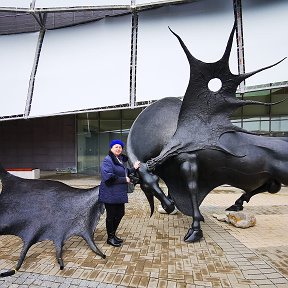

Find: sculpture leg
[82,233,106,259]
[226,180,281,211]
[177,153,204,242]
[15,241,33,271]
[139,164,175,215]
[55,243,65,270]
[0,241,33,277]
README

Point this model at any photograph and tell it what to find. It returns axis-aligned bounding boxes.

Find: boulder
[213,211,256,228]
[227,211,256,228]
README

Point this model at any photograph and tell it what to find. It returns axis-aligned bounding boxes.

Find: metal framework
[0,0,287,121]
[129,6,138,108]
[0,1,197,35]
[24,24,46,118]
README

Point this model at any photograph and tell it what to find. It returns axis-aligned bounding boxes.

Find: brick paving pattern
[1,174,288,287]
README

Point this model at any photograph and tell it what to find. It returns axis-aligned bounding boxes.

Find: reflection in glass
[76,87,288,175]
[77,108,142,175]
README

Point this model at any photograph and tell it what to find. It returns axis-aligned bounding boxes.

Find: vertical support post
[269,84,272,135]
[234,0,245,127]
[120,110,123,139]
[30,0,36,9]
[129,1,138,109]
[98,113,101,175]
[24,13,47,118]
[74,114,78,173]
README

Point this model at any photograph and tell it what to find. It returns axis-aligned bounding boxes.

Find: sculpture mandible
[127,20,287,242]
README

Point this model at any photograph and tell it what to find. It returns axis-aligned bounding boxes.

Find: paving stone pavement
[1,173,288,287]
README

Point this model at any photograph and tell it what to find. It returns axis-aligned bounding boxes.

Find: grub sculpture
[127,21,286,242]
[0,165,106,277]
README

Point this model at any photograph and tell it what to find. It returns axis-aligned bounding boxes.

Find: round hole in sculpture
[208,78,222,92]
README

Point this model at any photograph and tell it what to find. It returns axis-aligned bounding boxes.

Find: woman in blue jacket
[99,139,140,247]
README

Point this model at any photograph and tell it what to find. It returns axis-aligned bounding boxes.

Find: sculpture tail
[0,269,16,277]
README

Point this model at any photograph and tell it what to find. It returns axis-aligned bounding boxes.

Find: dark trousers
[104,203,125,238]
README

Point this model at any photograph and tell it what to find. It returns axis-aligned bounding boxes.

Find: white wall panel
[242,0,288,86]
[35,0,130,8]
[136,0,176,4]
[30,16,131,117]
[0,32,39,117]
[136,0,237,102]
[0,0,31,8]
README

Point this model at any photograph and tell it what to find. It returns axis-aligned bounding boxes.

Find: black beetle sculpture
[127,21,286,243]
[0,165,106,277]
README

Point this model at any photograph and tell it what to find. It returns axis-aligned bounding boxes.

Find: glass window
[279,118,288,131]
[76,86,288,175]
[77,113,99,175]
[271,118,281,132]
[77,108,142,175]
[242,120,260,131]
[259,119,269,132]
[271,87,288,115]
[233,87,288,134]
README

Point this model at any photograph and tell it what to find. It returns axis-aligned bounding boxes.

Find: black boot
[106,219,121,247]
[114,235,123,243]
[107,235,121,247]
[113,217,124,244]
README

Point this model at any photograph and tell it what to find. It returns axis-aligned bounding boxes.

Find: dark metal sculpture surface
[0,166,105,277]
[127,22,286,242]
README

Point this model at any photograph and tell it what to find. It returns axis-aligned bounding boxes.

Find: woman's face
[111,144,123,157]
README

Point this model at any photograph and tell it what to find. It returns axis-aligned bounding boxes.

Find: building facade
[0,0,287,175]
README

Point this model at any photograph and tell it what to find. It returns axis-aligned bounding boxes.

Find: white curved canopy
[0,0,287,120]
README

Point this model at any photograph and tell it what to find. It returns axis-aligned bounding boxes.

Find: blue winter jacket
[99,151,135,204]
